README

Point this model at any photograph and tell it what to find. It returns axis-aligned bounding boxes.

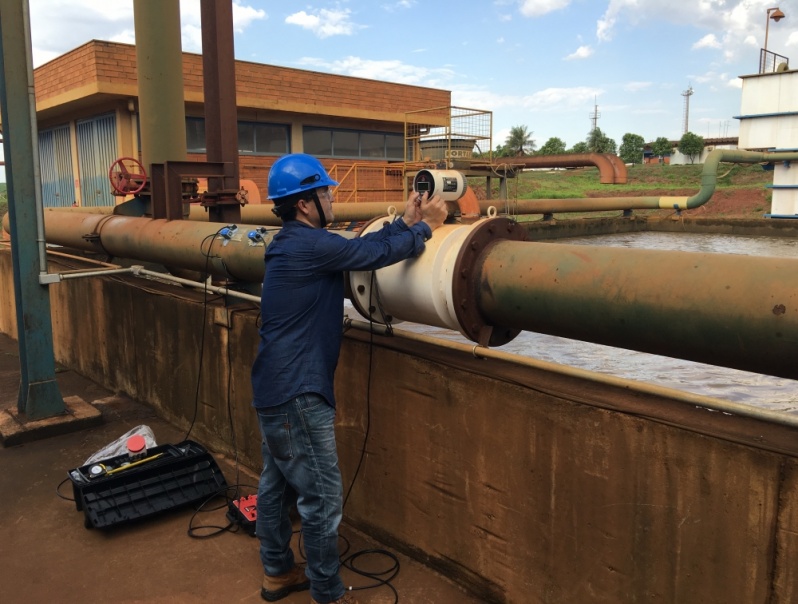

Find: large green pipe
[682,149,798,209]
[476,240,798,380]
[5,209,798,379]
[133,0,187,169]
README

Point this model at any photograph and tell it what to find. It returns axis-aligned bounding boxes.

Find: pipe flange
[452,217,527,347]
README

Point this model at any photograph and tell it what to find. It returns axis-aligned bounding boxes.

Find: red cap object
[127,434,146,454]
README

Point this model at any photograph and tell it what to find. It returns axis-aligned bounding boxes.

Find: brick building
[33,40,451,207]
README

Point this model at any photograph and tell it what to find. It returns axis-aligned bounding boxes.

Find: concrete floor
[0,333,481,604]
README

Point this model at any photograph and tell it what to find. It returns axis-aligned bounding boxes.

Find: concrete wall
[2,245,798,603]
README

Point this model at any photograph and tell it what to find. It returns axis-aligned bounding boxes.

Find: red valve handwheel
[109,157,147,195]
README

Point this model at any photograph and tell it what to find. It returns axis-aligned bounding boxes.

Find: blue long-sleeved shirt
[251,217,431,409]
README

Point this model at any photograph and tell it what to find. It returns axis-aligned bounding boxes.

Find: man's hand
[401,190,424,227]
[419,193,447,232]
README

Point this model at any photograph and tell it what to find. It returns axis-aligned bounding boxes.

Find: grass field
[470,162,773,219]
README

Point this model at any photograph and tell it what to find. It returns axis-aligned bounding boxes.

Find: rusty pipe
[33,211,273,282]
[475,239,798,380]
[7,211,798,380]
[485,153,628,184]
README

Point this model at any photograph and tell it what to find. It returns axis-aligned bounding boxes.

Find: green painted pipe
[476,239,798,381]
[133,0,187,169]
[6,208,798,379]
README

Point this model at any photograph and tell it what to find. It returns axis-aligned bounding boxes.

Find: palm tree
[504,125,536,156]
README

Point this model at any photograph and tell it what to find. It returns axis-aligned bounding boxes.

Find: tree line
[491,125,708,164]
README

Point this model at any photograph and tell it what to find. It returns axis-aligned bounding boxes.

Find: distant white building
[667,137,739,166]
[736,65,798,217]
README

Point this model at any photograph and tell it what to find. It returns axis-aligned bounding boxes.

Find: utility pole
[682,85,694,134]
[589,97,600,132]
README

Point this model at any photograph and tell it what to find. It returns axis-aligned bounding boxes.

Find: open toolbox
[67,440,228,529]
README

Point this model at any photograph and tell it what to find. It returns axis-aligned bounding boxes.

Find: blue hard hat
[267,153,339,201]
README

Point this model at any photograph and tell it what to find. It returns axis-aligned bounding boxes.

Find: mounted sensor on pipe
[413,169,467,202]
[348,215,527,347]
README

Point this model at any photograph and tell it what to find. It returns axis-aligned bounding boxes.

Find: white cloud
[383,0,416,11]
[788,31,798,47]
[285,8,364,38]
[29,0,135,66]
[564,45,593,60]
[453,85,602,113]
[232,1,267,32]
[624,81,652,93]
[595,0,792,62]
[295,56,455,87]
[519,0,571,18]
[692,34,721,50]
[28,0,265,66]
[497,36,505,44]
[726,77,743,88]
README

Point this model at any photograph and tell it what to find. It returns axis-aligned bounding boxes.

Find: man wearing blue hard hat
[252,153,447,604]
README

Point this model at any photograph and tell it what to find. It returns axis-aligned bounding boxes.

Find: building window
[186,118,290,155]
[186,117,206,153]
[303,127,404,160]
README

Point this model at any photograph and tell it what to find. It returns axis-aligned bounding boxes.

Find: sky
[5,0,798,174]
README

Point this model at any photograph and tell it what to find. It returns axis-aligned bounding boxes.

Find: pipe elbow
[457,187,481,223]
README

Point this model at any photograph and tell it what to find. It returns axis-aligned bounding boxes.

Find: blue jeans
[256,393,345,603]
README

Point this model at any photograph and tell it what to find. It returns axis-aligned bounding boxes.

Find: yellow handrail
[328,162,405,203]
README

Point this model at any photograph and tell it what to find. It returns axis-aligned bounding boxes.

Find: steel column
[133,0,187,172]
[0,0,64,417]
[200,0,241,224]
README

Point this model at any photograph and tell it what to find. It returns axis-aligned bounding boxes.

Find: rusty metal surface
[40,212,270,282]
[2,248,798,603]
[200,0,241,224]
[477,153,628,184]
[477,240,798,380]
[337,329,797,603]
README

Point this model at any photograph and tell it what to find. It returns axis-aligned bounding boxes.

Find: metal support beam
[200,0,241,224]
[0,0,64,418]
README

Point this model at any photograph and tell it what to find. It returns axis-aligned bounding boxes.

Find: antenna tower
[589,97,601,131]
[681,85,694,134]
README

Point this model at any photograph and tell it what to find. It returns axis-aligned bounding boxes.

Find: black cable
[335,268,400,601]
[56,477,75,502]
[342,549,400,604]
[225,306,243,496]
[342,269,379,510]
[183,229,225,442]
[187,483,259,539]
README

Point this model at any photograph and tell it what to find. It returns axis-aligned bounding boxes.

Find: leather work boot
[261,565,310,601]
[310,594,360,604]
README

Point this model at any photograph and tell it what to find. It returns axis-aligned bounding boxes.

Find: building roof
[32,40,451,126]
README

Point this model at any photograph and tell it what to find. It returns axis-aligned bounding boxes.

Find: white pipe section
[349,217,487,336]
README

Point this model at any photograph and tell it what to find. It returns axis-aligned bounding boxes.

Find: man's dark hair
[271,192,306,221]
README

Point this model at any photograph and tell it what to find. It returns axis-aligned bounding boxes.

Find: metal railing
[760,49,789,74]
[328,162,405,203]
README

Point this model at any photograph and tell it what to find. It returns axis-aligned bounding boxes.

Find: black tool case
[67,440,228,529]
